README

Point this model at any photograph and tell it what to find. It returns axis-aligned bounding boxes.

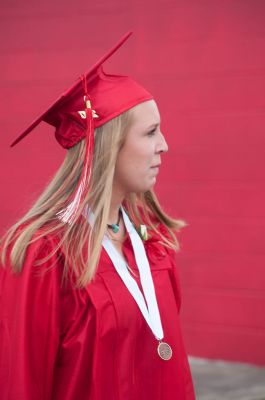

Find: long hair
[1,108,186,287]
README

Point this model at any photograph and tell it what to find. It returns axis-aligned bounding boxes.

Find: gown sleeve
[155,222,182,311]
[0,235,63,399]
[157,223,196,400]
[0,234,95,400]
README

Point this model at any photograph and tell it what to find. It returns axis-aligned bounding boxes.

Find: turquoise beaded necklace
[107,208,122,233]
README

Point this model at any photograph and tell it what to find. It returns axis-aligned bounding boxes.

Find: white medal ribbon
[101,207,164,340]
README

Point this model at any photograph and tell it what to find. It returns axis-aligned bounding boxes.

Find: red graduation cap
[11,32,153,223]
[11,31,153,149]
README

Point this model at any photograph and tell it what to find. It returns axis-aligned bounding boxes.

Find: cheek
[119,142,151,170]
[115,156,156,193]
[116,154,142,183]
[114,134,159,191]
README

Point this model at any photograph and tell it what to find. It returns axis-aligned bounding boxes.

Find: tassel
[57,75,95,223]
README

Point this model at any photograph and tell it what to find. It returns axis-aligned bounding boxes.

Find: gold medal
[157,341,173,360]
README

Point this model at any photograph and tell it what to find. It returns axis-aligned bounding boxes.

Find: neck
[108,188,125,224]
[106,188,128,243]
[108,204,121,224]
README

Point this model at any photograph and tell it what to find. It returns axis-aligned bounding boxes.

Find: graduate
[0,32,195,399]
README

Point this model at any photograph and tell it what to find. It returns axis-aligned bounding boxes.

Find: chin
[128,179,157,194]
[132,186,153,195]
[142,182,157,193]
[148,177,157,189]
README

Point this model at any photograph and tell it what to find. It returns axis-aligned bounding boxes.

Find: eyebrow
[148,122,160,129]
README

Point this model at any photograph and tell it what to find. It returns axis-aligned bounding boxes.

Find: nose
[156,132,169,154]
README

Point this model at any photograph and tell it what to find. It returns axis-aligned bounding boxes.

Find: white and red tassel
[57,75,96,223]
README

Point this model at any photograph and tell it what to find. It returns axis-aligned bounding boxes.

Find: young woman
[0,33,195,399]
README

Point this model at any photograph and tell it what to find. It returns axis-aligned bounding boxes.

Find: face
[113,100,168,196]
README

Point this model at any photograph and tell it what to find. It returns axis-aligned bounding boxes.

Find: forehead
[129,100,160,127]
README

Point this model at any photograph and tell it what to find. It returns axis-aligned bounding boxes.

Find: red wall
[1,1,265,365]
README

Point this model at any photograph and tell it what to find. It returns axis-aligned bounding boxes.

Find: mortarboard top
[11,31,153,149]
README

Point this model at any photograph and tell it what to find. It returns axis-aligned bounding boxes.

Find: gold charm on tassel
[78,110,99,119]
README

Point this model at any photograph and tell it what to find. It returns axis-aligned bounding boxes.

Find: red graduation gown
[0,227,195,400]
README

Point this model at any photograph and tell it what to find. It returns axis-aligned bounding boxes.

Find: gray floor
[189,357,265,400]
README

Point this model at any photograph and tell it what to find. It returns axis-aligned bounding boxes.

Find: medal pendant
[157,341,172,361]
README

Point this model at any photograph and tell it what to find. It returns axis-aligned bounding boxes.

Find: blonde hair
[1,108,186,287]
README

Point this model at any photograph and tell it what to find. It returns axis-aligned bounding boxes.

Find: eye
[147,128,156,136]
